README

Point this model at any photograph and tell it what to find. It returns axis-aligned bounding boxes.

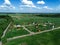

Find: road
[1,22,12,38]
[22,26,34,34]
[0,41,2,45]
[0,22,12,45]
[7,27,60,41]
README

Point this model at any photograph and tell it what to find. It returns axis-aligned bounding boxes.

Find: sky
[0,0,60,13]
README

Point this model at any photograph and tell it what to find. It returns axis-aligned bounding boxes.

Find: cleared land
[0,14,60,45]
[4,29,60,45]
[5,27,29,38]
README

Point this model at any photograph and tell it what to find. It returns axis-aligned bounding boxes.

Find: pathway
[7,27,60,41]
[0,41,2,45]
[22,26,34,34]
[1,22,12,38]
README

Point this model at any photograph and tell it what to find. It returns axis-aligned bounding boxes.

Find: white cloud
[0,5,5,8]
[0,0,15,10]
[43,6,53,10]
[4,0,11,5]
[20,0,41,9]
[21,0,36,8]
[43,6,48,9]
[22,0,33,5]
[37,1,45,5]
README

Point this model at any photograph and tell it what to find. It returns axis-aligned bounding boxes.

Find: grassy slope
[4,29,60,45]
[0,15,12,40]
[3,14,60,45]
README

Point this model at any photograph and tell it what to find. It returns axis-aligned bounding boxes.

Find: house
[14,25,21,29]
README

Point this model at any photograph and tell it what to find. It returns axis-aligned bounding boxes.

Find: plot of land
[1,14,60,45]
[5,15,60,38]
[4,29,60,45]
[26,24,53,32]
[5,27,29,38]
[12,15,60,27]
[0,15,12,40]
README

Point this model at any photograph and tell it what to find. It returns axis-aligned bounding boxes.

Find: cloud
[20,0,53,11]
[21,0,36,8]
[0,0,15,10]
[43,6,53,10]
[20,0,41,9]
[22,0,33,5]
[4,0,11,5]
[43,6,48,9]
[37,1,45,5]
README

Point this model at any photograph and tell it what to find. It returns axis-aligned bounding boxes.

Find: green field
[11,14,60,32]
[12,15,60,27]
[0,15,12,40]
[26,24,53,32]
[5,27,29,38]
[0,13,60,45]
[4,29,60,45]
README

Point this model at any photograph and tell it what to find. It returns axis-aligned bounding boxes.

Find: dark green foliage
[1,37,7,44]
[0,15,12,40]
[36,13,60,17]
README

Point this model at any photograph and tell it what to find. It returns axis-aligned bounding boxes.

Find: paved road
[7,27,60,41]
[0,41,2,45]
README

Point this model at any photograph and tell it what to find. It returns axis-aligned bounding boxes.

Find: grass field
[5,27,29,38]
[0,15,12,40]
[0,13,60,45]
[11,14,60,33]
[4,29,60,45]
[26,24,53,32]
[12,15,60,27]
